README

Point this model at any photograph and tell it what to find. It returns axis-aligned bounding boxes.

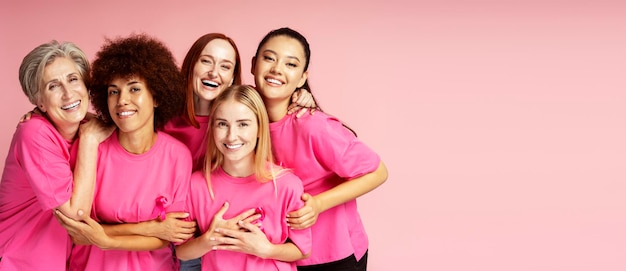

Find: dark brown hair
[90,34,184,130]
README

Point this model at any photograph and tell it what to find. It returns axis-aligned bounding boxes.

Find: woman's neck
[194,95,211,116]
[117,129,158,154]
[58,126,79,142]
[222,155,255,178]
[264,98,291,122]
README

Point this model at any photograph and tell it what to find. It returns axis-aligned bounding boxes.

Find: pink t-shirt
[69,131,192,271]
[185,167,311,271]
[269,112,381,266]
[163,115,209,171]
[0,114,77,271]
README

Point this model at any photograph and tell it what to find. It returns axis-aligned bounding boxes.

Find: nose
[61,84,72,99]
[209,64,218,78]
[270,61,281,74]
[117,89,130,106]
[226,127,237,141]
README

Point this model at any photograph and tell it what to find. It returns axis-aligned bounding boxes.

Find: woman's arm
[287,161,388,229]
[55,210,169,250]
[55,210,169,251]
[100,212,196,243]
[56,117,114,221]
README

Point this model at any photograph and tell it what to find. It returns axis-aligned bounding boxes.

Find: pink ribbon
[151,196,168,221]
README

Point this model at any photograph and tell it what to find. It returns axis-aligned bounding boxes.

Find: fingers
[214,227,242,240]
[287,104,301,115]
[296,108,309,118]
[237,220,262,234]
[233,208,257,222]
[287,204,309,219]
[166,212,190,219]
[213,202,230,220]
[287,214,315,230]
[55,209,75,225]
[241,214,261,225]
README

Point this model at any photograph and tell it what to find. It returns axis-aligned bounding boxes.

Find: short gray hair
[18,40,90,105]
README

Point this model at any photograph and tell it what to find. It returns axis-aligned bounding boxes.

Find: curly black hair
[89,34,184,130]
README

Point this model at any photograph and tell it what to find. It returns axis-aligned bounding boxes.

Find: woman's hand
[287,88,317,118]
[17,107,41,124]
[54,209,113,248]
[144,212,196,243]
[202,202,260,246]
[211,220,272,259]
[286,193,320,229]
[79,116,115,144]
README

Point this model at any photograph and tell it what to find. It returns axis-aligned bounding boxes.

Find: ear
[251,56,257,76]
[38,104,47,113]
[36,96,47,113]
[297,70,309,88]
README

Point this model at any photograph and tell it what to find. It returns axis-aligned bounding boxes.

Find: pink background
[1,1,625,270]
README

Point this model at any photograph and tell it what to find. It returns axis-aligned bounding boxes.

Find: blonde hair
[203,85,286,198]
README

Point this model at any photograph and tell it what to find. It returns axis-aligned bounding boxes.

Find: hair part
[181,33,242,128]
[89,34,185,130]
[18,40,90,105]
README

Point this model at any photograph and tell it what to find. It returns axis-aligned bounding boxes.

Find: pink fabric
[269,112,381,266]
[0,114,76,270]
[69,131,192,271]
[163,115,209,171]
[185,167,311,271]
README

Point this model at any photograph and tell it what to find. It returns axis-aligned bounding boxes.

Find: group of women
[0,27,388,271]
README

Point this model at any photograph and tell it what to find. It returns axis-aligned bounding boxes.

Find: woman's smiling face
[193,38,237,102]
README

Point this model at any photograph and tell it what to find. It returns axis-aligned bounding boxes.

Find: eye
[220,64,232,71]
[216,121,228,127]
[48,83,60,90]
[108,89,119,95]
[239,122,249,127]
[201,58,213,65]
[131,87,141,92]
[287,63,297,68]
[263,55,275,62]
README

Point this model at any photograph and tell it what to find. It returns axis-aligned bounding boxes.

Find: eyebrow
[215,117,253,122]
[201,54,235,65]
[44,72,79,85]
[108,80,142,88]
[263,49,300,62]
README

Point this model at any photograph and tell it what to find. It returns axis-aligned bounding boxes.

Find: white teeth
[266,78,282,85]
[118,111,135,116]
[61,101,80,110]
[225,143,243,149]
[202,80,219,88]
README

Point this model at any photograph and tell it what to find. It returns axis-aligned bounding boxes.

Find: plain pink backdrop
[1,1,625,270]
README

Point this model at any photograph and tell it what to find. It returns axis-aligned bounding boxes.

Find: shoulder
[274,170,304,190]
[159,132,191,152]
[190,171,208,189]
[15,115,64,146]
[17,114,56,135]
[293,111,355,140]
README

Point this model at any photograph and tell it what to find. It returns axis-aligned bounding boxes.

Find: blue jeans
[179,257,201,271]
